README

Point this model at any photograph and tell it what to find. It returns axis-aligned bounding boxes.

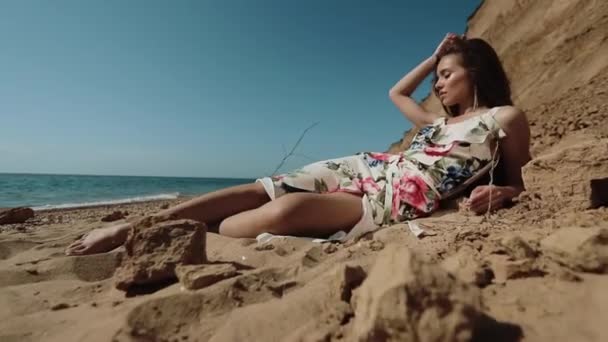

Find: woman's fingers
[468,186,504,212]
[471,196,504,214]
[470,185,486,197]
[435,33,463,56]
[469,186,493,205]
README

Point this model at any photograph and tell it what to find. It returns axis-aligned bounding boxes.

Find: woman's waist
[392,153,489,197]
[404,142,493,165]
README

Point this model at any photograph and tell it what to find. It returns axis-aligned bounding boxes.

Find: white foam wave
[32,192,181,211]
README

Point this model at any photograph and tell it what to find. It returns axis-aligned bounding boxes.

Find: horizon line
[0,171,257,180]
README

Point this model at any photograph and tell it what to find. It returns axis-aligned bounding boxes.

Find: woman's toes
[66,242,84,255]
[74,246,88,254]
[67,245,88,256]
[68,239,83,247]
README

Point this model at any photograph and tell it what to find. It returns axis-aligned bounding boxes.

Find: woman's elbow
[389,90,409,102]
[388,88,399,99]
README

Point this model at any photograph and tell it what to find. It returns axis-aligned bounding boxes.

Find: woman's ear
[467,68,478,83]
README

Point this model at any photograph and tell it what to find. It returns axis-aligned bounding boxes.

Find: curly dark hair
[431,38,513,116]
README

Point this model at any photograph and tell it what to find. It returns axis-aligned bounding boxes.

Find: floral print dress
[256,106,507,240]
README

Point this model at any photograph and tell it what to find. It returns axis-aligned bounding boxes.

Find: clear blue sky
[0,0,481,178]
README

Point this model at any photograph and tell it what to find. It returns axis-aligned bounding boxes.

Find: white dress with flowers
[256,106,507,240]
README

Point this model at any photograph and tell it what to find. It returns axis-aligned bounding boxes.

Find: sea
[0,173,256,210]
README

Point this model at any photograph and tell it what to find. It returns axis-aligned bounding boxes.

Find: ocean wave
[31,192,181,211]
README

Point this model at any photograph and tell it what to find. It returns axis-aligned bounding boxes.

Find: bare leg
[66,182,270,255]
[218,192,363,238]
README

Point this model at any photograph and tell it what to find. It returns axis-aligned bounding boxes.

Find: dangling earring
[473,85,479,111]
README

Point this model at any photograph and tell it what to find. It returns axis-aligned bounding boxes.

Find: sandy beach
[1,194,607,341]
[2,0,608,341]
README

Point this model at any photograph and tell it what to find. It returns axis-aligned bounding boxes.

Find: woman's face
[434,53,474,107]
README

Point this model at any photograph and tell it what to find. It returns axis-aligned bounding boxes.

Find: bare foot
[65,223,131,256]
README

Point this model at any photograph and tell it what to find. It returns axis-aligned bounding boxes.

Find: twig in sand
[270,122,319,176]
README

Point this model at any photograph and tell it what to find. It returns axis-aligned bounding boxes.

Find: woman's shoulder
[491,105,525,123]
[492,105,529,134]
[493,105,525,119]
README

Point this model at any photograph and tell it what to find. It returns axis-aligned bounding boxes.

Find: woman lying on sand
[66,33,531,256]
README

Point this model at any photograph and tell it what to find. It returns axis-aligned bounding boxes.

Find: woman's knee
[217,216,238,237]
[259,195,303,230]
[218,214,256,238]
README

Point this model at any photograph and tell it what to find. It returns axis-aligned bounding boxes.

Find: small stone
[25,269,39,275]
[323,243,338,254]
[301,246,323,267]
[176,264,238,290]
[0,207,34,225]
[590,178,608,208]
[101,211,126,222]
[254,243,275,251]
[50,303,71,311]
[160,203,170,210]
[266,280,298,297]
[113,217,207,291]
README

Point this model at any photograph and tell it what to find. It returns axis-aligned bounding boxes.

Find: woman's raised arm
[388,55,441,128]
[389,33,461,128]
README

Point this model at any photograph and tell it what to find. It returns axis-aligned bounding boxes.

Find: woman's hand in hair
[433,33,465,58]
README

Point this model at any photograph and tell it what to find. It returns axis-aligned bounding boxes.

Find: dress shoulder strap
[482,106,501,119]
[482,106,507,139]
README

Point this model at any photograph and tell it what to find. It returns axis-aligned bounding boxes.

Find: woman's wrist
[497,185,524,202]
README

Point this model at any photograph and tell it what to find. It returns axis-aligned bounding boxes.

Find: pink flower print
[369,152,392,161]
[391,173,430,219]
[391,178,402,220]
[357,176,381,195]
[423,142,455,156]
[352,177,379,195]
